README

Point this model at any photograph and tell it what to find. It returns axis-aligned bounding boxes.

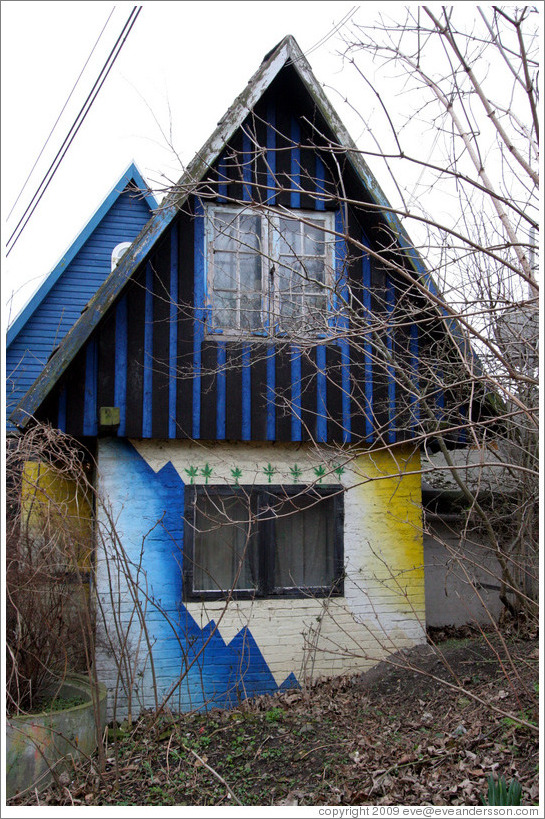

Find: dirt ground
[9,629,540,807]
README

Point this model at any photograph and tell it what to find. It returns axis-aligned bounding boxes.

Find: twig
[181,743,243,806]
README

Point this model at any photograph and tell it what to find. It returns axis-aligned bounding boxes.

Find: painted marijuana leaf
[201,463,213,484]
[263,463,276,483]
[289,464,303,482]
[313,464,327,483]
[231,466,243,485]
[185,465,198,484]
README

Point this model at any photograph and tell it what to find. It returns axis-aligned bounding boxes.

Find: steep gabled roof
[9,35,454,431]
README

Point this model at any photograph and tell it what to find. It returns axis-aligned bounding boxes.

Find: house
[9,36,489,716]
[6,163,157,432]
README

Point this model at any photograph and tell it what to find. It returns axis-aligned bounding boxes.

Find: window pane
[303,222,326,256]
[239,215,261,250]
[279,295,302,328]
[194,494,258,592]
[240,253,262,290]
[272,494,335,588]
[277,261,293,292]
[211,292,237,329]
[303,258,326,287]
[277,218,301,255]
[214,251,238,289]
[304,295,328,332]
[240,293,262,331]
[213,213,238,250]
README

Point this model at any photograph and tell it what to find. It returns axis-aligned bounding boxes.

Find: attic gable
[9,35,476,447]
[10,36,435,431]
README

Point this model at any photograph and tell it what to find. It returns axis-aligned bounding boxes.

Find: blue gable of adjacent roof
[6,164,157,430]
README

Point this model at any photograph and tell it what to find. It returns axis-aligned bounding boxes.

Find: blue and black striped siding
[41,94,430,444]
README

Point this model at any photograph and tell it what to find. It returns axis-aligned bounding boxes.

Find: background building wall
[424,520,504,627]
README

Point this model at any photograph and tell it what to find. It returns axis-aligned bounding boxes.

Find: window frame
[204,205,336,339]
[183,484,344,601]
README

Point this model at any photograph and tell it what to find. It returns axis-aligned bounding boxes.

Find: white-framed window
[111,241,132,271]
[205,206,335,336]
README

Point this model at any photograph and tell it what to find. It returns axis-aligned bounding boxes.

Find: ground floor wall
[95,438,426,717]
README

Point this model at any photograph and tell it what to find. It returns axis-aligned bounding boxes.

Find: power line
[6,7,116,221]
[6,6,142,257]
[303,7,359,58]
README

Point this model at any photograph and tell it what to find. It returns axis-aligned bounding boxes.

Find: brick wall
[95,438,425,717]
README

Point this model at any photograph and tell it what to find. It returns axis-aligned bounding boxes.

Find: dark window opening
[184,484,344,599]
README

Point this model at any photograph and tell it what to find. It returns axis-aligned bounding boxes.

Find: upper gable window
[111,242,132,271]
[205,206,335,337]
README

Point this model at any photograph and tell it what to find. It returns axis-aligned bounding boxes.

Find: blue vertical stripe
[290,345,302,442]
[242,344,251,440]
[266,345,275,440]
[316,345,327,442]
[57,385,66,432]
[290,117,301,209]
[386,276,396,444]
[362,233,373,443]
[340,343,351,444]
[242,131,252,201]
[218,153,228,202]
[266,102,276,205]
[83,339,97,436]
[216,342,226,440]
[409,323,420,432]
[115,295,128,436]
[315,155,326,210]
[143,262,153,438]
[193,199,205,439]
[169,224,179,438]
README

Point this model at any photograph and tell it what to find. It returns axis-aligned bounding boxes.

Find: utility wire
[6,6,142,256]
[303,7,359,58]
[6,6,116,221]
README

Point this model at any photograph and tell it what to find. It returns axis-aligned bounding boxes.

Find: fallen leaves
[7,633,539,807]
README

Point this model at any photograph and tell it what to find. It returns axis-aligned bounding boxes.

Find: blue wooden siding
[7,179,154,430]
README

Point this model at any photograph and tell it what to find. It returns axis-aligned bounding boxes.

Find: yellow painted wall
[21,461,93,569]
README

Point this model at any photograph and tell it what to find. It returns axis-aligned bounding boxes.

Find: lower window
[184,485,344,599]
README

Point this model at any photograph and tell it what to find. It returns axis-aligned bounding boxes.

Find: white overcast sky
[2,0,381,326]
[2,1,533,329]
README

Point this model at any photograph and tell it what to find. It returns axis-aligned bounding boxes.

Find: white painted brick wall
[95,439,425,717]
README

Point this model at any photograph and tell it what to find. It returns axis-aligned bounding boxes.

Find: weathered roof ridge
[6,162,157,348]
[9,35,448,430]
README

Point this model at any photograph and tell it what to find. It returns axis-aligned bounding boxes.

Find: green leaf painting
[289,464,303,482]
[333,463,346,479]
[263,463,276,483]
[313,464,327,483]
[201,463,213,484]
[185,465,198,484]
[231,466,243,484]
